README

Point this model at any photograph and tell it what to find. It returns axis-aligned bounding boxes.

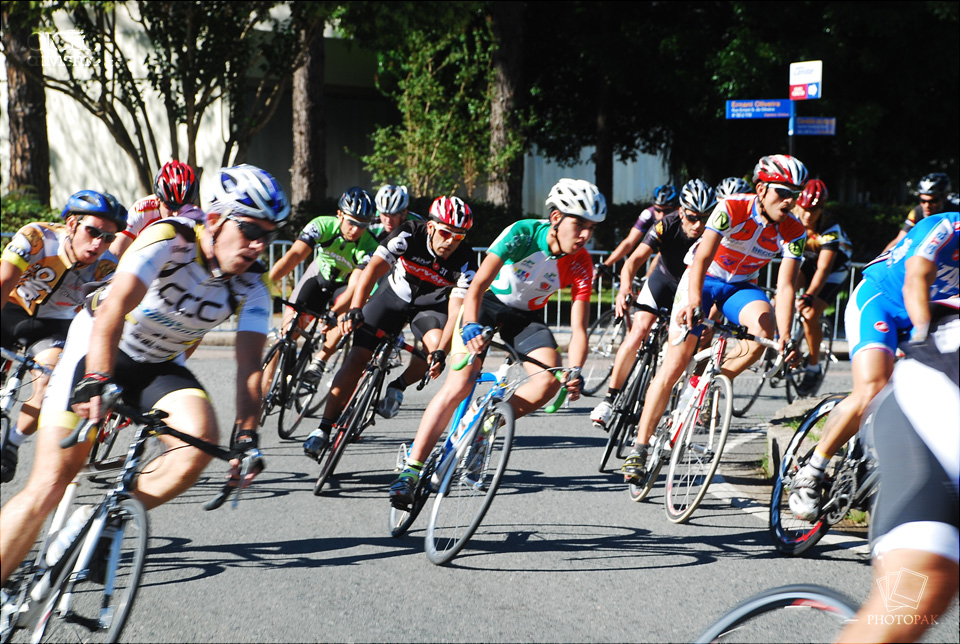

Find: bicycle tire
[628,423,667,503]
[258,340,288,428]
[731,346,774,418]
[313,369,380,495]
[309,334,350,413]
[277,345,318,440]
[769,394,846,555]
[599,351,650,472]
[388,450,437,538]
[581,310,625,396]
[617,348,658,461]
[425,401,514,565]
[33,498,148,644]
[693,584,858,643]
[664,374,732,523]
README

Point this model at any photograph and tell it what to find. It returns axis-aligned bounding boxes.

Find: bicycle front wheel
[581,310,625,396]
[309,334,350,413]
[389,451,437,538]
[259,340,288,429]
[693,584,858,643]
[313,369,379,495]
[425,401,515,565]
[665,374,732,523]
[277,347,318,440]
[35,498,148,644]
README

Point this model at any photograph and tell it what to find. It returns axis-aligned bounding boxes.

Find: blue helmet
[60,190,128,232]
[209,164,290,223]
[338,187,375,222]
[653,184,679,208]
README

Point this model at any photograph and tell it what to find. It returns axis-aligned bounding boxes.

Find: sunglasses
[342,215,370,229]
[81,224,117,244]
[226,214,278,243]
[653,206,671,214]
[433,224,467,241]
[768,184,801,200]
[683,210,709,223]
[919,197,941,206]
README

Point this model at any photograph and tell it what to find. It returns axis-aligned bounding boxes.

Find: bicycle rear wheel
[769,394,845,555]
[599,351,650,472]
[388,451,437,538]
[693,584,858,643]
[277,347,318,440]
[34,498,148,644]
[581,310,625,396]
[731,346,774,418]
[665,374,732,523]
[313,369,379,495]
[425,401,514,565]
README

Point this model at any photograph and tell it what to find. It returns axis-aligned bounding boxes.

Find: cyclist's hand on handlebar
[676,305,703,329]
[461,323,491,355]
[780,338,800,367]
[615,288,635,319]
[563,366,583,402]
[427,349,446,379]
[70,372,114,423]
[338,307,364,335]
[227,434,266,490]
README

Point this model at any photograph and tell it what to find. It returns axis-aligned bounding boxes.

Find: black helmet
[338,187,375,222]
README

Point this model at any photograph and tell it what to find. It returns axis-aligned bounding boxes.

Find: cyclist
[715,176,753,200]
[839,299,959,643]
[301,196,478,458]
[389,178,605,509]
[109,160,205,258]
[0,191,124,483]
[788,210,959,522]
[621,154,809,481]
[790,179,853,395]
[0,164,285,585]
[596,184,678,276]
[267,187,379,382]
[883,172,956,251]
[590,179,716,428]
[370,184,423,241]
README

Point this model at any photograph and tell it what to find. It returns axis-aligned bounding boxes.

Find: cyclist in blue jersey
[789,211,960,521]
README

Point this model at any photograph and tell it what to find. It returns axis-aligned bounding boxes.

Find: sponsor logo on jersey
[711,210,731,231]
[874,321,889,333]
[539,281,551,290]
[787,239,806,257]
[655,221,664,236]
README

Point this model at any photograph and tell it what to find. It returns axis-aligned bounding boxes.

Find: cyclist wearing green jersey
[389,178,606,509]
[267,187,379,383]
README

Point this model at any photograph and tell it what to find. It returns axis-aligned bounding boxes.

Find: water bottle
[45,505,93,567]
[676,375,700,412]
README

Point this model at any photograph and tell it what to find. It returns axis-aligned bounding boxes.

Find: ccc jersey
[487,219,593,311]
[2,222,117,319]
[86,217,271,363]
[701,195,806,282]
[863,212,960,312]
[120,195,205,242]
[297,216,379,281]
[374,220,478,306]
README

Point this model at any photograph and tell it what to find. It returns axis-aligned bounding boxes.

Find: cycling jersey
[641,211,698,283]
[2,221,118,319]
[900,194,960,233]
[632,205,674,239]
[296,216,379,281]
[85,217,271,362]
[487,219,593,311]
[699,194,806,282]
[802,212,852,274]
[369,211,423,241]
[373,219,478,306]
[119,195,205,241]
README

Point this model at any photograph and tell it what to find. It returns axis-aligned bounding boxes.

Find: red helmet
[154,160,199,209]
[429,196,473,230]
[797,179,829,209]
[752,154,808,189]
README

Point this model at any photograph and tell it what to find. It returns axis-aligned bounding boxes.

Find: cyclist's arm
[567,298,590,369]
[603,227,643,266]
[0,259,24,309]
[804,248,837,300]
[903,255,937,340]
[679,230,722,325]
[108,234,135,258]
[462,252,504,324]
[349,255,390,310]
[268,240,312,283]
[235,330,267,433]
[616,241,654,317]
[774,258,801,344]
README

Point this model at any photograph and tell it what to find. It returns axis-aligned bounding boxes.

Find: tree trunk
[291,27,326,208]
[487,1,524,215]
[2,5,50,206]
[594,76,613,205]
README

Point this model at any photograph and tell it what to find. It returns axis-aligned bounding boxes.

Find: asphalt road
[3,348,958,643]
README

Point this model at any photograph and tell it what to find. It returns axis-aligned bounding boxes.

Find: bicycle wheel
[769,394,845,555]
[277,347,318,440]
[617,349,658,461]
[425,401,515,565]
[665,374,732,523]
[732,345,775,417]
[581,310,625,396]
[627,421,668,502]
[258,340,288,428]
[34,498,148,644]
[599,351,650,472]
[388,451,437,538]
[309,334,350,413]
[313,369,379,495]
[693,583,858,643]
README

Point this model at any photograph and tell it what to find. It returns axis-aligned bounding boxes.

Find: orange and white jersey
[702,194,806,282]
[120,195,205,241]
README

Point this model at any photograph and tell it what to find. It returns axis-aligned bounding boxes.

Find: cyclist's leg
[633,330,698,448]
[395,308,446,387]
[320,343,374,424]
[608,309,655,391]
[717,282,774,378]
[498,317,562,418]
[14,346,60,437]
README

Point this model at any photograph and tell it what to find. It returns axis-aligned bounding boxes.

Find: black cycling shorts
[799,260,847,304]
[67,351,206,412]
[472,291,557,355]
[0,304,70,353]
[635,269,679,315]
[353,284,446,352]
[290,263,348,316]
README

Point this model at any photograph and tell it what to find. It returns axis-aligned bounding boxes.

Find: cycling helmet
[679,179,718,214]
[545,178,607,223]
[375,184,410,215]
[797,179,829,209]
[715,177,752,199]
[338,187,375,222]
[653,184,679,208]
[60,190,128,232]
[209,164,290,223]
[429,196,473,230]
[752,154,808,188]
[154,160,199,209]
[918,172,950,196]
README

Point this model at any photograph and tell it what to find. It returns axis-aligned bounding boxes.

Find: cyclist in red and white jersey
[622,154,808,480]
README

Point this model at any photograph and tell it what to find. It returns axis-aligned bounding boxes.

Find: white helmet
[208,164,290,223]
[680,179,718,214]
[715,177,752,199]
[545,178,607,222]
[375,184,410,215]
[752,154,808,188]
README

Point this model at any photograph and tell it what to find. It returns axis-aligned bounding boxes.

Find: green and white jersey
[296,216,379,281]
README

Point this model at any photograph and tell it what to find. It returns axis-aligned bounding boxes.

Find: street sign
[726,99,792,119]
[795,116,836,136]
[789,60,823,100]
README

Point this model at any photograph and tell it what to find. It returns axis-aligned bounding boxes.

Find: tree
[1,2,50,206]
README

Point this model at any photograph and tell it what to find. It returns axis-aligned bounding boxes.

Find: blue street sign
[726,99,792,119]
[795,117,836,136]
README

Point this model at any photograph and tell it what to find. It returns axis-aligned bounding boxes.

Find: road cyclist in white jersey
[0,164,287,585]
[370,184,423,241]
